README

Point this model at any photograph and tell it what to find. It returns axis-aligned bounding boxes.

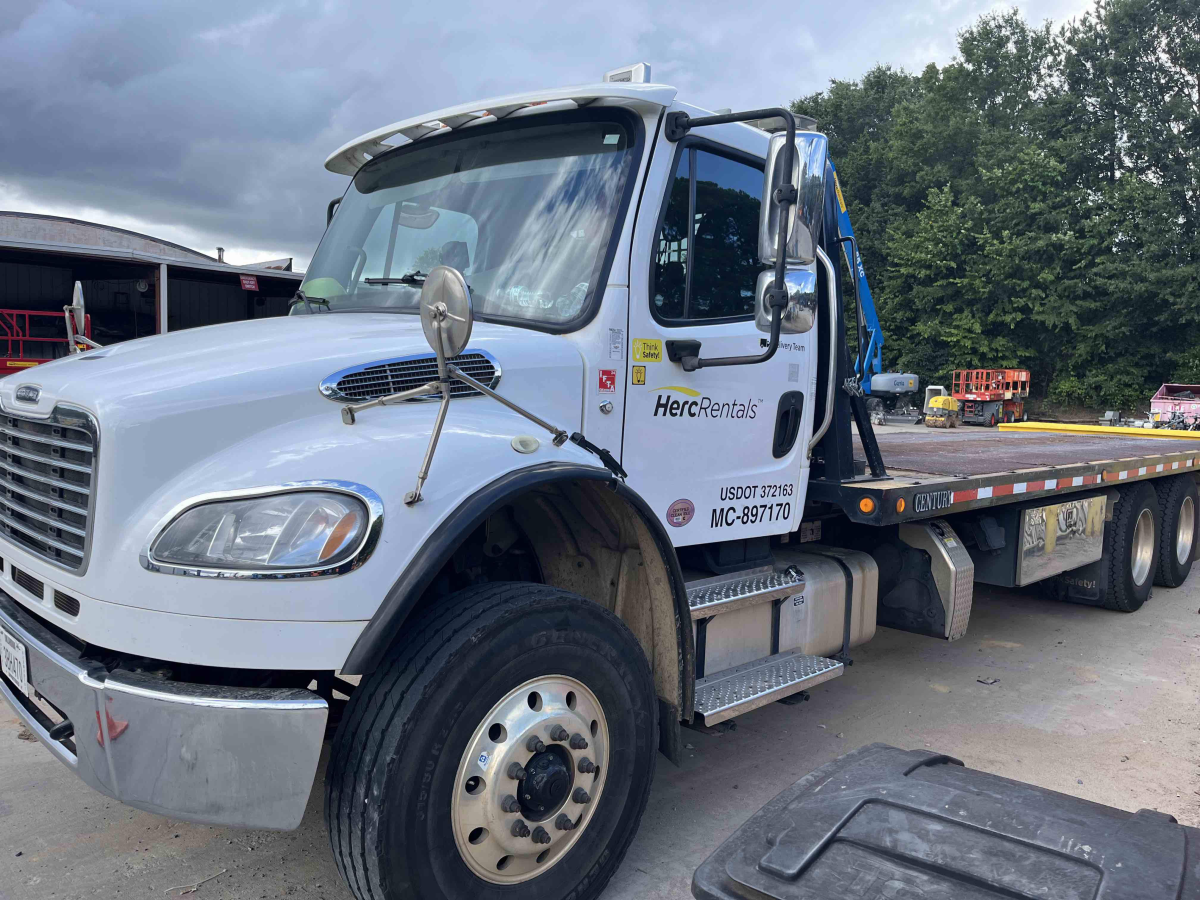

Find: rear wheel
[1154,475,1198,587]
[988,412,998,427]
[1100,482,1160,611]
[325,582,658,900]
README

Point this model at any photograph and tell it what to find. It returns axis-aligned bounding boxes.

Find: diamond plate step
[694,651,844,725]
[686,566,804,621]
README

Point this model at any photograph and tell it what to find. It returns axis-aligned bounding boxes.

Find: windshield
[298,110,638,328]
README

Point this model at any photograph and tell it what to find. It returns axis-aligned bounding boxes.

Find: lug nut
[549,724,570,742]
[511,819,531,838]
[530,826,551,845]
[507,763,527,780]
[572,787,590,804]
[500,794,521,813]
[569,733,588,750]
[555,813,575,831]
[527,736,547,753]
[577,757,596,774]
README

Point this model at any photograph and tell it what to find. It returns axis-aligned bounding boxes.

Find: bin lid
[693,743,1200,900]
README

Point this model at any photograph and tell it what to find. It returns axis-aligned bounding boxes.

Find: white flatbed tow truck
[1,65,1198,900]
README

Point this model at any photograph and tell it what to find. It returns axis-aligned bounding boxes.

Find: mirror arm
[662,106,797,371]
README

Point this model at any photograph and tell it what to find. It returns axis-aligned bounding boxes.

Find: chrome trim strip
[0,510,84,559]
[0,402,98,574]
[0,458,91,496]
[1,443,92,474]
[140,480,384,579]
[0,424,93,453]
[318,348,502,403]
[0,500,87,537]
[3,486,88,515]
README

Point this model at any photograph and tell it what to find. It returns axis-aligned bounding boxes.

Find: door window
[651,147,764,323]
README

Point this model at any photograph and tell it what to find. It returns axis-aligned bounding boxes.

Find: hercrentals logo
[651,387,758,420]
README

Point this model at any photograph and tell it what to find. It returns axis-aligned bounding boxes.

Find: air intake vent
[53,590,80,617]
[320,351,500,403]
[0,406,96,572]
[11,566,44,600]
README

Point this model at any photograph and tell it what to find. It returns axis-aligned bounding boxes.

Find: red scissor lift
[0,309,92,375]
[951,368,1030,427]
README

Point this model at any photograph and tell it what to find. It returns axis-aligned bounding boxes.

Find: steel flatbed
[808,424,1200,526]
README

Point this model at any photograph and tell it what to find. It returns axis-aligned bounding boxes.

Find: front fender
[98,399,603,627]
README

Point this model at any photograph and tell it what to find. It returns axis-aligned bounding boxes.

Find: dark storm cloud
[0,0,1089,265]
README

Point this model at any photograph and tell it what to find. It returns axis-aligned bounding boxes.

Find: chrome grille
[0,406,96,572]
[320,351,500,403]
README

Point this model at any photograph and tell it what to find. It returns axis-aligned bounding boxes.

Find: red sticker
[666,498,695,527]
[598,369,616,393]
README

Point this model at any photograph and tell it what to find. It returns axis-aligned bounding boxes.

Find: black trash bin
[693,742,1200,899]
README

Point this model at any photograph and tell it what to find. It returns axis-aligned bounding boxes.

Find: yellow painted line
[998,421,1200,440]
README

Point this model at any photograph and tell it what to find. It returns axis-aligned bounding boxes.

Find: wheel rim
[1176,496,1195,566]
[451,675,609,884]
[1131,507,1155,586]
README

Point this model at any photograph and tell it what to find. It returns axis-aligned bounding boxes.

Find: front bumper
[0,590,327,830]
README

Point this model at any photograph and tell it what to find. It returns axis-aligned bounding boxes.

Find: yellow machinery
[925,394,959,428]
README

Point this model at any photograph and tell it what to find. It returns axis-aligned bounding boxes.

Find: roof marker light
[604,63,651,84]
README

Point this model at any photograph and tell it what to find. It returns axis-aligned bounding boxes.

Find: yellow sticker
[632,365,646,385]
[833,171,847,214]
[632,338,663,363]
[6,362,39,368]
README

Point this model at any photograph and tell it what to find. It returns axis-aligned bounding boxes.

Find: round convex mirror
[71,281,87,332]
[419,266,473,358]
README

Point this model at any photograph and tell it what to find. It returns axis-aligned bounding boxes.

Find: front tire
[326,583,658,900]
[1154,475,1198,587]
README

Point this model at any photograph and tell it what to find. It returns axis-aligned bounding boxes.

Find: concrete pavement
[2,580,1197,900]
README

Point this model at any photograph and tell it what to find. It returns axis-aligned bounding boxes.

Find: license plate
[1,624,30,698]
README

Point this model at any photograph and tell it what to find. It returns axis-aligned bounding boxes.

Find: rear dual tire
[1100,482,1160,612]
[1154,475,1198,587]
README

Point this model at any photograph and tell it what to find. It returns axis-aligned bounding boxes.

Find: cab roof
[324,82,678,176]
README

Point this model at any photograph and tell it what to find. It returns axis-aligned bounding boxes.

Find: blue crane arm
[829,159,884,391]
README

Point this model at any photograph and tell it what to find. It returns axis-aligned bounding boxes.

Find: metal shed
[0,212,302,372]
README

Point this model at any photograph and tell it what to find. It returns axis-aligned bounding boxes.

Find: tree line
[792,0,1199,411]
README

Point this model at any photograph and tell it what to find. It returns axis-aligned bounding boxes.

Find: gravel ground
[1,579,1197,900]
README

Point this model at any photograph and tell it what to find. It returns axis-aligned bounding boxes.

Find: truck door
[624,120,814,544]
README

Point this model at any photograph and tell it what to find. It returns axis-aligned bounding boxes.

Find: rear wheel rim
[1131,507,1155,586]
[1176,496,1195,566]
[451,675,609,885]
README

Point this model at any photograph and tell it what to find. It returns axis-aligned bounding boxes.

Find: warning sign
[239,274,259,291]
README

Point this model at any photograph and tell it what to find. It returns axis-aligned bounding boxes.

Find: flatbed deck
[808,425,1200,525]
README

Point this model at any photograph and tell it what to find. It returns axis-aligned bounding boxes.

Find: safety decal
[632,365,646,385]
[632,338,663,363]
[598,369,616,393]
[609,328,624,360]
[666,498,695,527]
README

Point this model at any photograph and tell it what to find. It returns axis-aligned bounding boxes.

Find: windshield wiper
[365,271,426,286]
[289,290,331,314]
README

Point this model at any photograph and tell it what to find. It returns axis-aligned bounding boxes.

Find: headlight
[150,491,369,571]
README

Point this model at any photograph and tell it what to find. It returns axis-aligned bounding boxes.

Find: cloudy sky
[0,0,1093,269]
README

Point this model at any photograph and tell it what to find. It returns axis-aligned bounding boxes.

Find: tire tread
[325,582,656,900]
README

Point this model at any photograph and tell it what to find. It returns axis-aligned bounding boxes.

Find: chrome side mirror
[759,132,828,265]
[754,267,816,334]
[63,281,102,353]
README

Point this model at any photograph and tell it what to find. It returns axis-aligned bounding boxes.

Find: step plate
[694,651,844,725]
[687,567,804,620]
